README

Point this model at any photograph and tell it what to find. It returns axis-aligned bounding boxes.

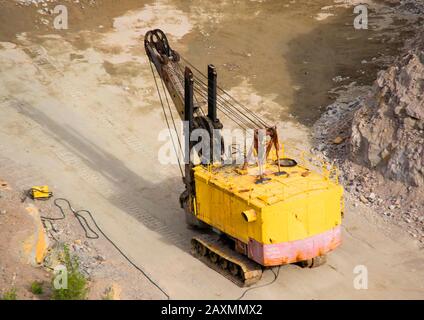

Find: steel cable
[173,67,251,129]
[180,56,270,128]
[236,266,281,300]
[191,74,263,129]
[159,71,183,153]
[149,61,184,178]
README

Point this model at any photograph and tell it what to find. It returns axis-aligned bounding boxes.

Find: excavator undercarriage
[191,234,263,287]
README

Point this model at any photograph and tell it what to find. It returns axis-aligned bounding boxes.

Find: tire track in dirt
[1,94,191,252]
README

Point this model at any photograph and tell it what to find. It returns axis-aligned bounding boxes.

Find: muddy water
[1,0,405,126]
[177,0,404,125]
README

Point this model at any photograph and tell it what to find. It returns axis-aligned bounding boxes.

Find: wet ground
[1,0,411,126]
[180,0,407,125]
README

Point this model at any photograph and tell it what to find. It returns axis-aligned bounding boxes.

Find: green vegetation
[30,281,44,295]
[51,245,88,300]
[2,288,17,300]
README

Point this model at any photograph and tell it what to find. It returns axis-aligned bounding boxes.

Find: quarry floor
[0,0,423,299]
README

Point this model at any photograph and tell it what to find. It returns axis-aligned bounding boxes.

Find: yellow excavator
[145,29,343,286]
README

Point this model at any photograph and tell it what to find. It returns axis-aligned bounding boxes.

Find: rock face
[350,38,424,186]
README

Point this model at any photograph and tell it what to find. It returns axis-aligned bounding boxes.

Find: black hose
[236,266,281,300]
[41,197,170,300]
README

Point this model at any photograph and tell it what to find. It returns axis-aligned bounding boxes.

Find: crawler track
[191,234,262,287]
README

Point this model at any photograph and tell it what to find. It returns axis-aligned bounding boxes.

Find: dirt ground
[0,0,423,299]
[0,182,52,300]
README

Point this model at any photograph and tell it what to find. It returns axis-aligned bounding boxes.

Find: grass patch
[30,281,44,295]
[2,288,17,300]
[51,245,88,300]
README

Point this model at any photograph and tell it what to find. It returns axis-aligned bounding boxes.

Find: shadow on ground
[11,99,201,253]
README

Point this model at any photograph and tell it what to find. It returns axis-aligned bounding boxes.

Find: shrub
[30,281,43,295]
[51,245,88,300]
[2,288,17,300]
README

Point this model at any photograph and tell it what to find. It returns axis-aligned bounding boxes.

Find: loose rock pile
[313,11,424,245]
[350,36,424,187]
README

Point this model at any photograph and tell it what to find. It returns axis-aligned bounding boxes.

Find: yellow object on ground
[30,186,52,199]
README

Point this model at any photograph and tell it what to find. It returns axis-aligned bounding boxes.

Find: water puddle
[2,0,414,128]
